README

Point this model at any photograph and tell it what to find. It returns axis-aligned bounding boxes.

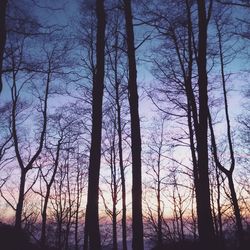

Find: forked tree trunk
[208,14,244,249]
[83,1,106,249]
[12,60,49,230]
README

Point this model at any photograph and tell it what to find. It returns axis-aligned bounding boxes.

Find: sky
[0,0,249,231]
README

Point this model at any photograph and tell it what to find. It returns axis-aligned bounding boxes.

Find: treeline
[0,1,249,250]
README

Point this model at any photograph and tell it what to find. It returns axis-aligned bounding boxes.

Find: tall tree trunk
[196,0,215,248]
[116,79,127,250]
[156,121,164,248]
[123,0,144,249]
[75,161,82,250]
[114,26,128,250]
[111,129,118,250]
[65,152,72,250]
[208,15,244,249]
[218,19,244,248]
[83,1,106,249]
[0,0,7,94]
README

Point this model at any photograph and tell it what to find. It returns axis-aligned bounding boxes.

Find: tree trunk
[57,214,63,250]
[75,164,81,250]
[83,1,106,249]
[112,196,118,250]
[196,0,215,248]
[0,0,7,94]
[218,18,244,248]
[41,189,50,247]
[123,0,144,249]
[157,175,162,247]
[12,59,49,230]
[65,156,72,250]
[40,140,61,248]
[15,169,27,229]
[111,134,118,250]
[228,173,243,249]
[116,85,127,250]
[114,30,127,250]
[156,133,163,248]
[208,15,244,249]
[215,163,224,248]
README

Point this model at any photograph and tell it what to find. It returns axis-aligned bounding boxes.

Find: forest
[0,0,250,250]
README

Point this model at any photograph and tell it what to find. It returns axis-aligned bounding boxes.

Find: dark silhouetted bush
[0,223,39,250]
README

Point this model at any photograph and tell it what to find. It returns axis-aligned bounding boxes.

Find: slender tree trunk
[211,180,219,238]
[178,197,185,241]
[123,0,144,249]
[75,163,81,250]
[215,163,224,247]
[0,0,7,94]
[111,132,118,250]
[41,189,50,247]
[157,172,162,247]
[83,1,106,249]
[15,169,27,229]
[209,112,243,249]
[112,192,118,250]
[116,85,127,250]
[12,63,49,230]
[191,186,197,240]
[156,127,163,248]
[114,30,128,250]
[65,156,72,250]
[41,140,61,248]
[112,202,118,250]
[208,16,244,249]
[217,19,244,249]
[196,1,215,248]
[228,173,243,249]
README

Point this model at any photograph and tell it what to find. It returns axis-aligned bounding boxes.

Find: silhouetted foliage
[0,223,39,250]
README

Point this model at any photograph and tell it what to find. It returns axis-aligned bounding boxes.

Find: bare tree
[144,117,169,248]
[140,0,215,248]
[123,1,144,249]
[195,1,216,248]
[101,115,120,250]
[84,0,106,249]
[10,48,49,229]
[208,18,244,250]
[105,8,129,248]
